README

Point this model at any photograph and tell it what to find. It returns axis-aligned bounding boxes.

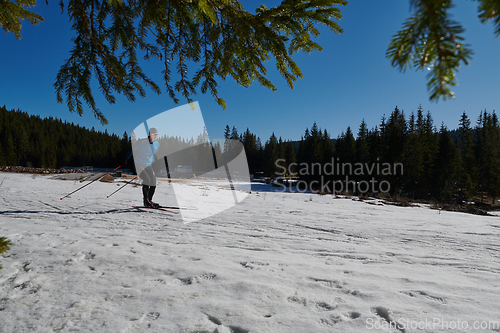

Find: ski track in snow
[0,173,499,332]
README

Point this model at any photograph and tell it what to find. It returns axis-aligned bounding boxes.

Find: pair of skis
[132,204,185,213]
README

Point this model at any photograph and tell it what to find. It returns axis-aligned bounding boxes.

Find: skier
[134,127,161,208]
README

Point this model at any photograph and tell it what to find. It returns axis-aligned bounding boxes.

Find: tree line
[0,105,129,169]
[2,104,499,203]
[229,106,499,203]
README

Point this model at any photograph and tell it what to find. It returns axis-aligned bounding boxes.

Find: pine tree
[356,119,369,165]
[475,110,500,203]
[403,111,423,198]
[255,137,265,174]
[384,106,407,165]
[336,126,356,165]
[223,125,233,156]
[367,126,381,167]
[264,133,279,177]
[417,110,438,197]
[223,125,231,139]
[309,122,323,163]
[321,129,334,164]
[457,112,475,200]
[432,124,460,201]
[231,126,239,142]
[242,128,258,174]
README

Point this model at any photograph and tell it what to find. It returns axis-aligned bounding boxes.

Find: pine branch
[0,0,43,39]
[17,0,348,123]
[387,0,473,101]
[477,0,500,36]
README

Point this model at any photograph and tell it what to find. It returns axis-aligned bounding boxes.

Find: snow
[1,173,500,332]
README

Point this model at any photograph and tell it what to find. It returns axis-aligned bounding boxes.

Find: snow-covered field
[1,173,499,333]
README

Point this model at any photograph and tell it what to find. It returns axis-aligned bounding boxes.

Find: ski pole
[60,164,123,200]
[106,176,138,198]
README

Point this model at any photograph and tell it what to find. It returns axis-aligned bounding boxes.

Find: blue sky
[1,0,500,142]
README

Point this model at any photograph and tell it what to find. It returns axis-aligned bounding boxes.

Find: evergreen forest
[1,104,499,203]
[226,106,500,204]
[0,105,130,169]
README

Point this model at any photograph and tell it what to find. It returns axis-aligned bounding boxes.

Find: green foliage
[1,0,347,124]
[477,0,500,36]
[0,0,43,39]
[387,0,474,101]
[0,237,12,270]
[388,0,500,101]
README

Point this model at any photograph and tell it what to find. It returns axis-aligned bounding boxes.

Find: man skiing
[134,127,160,208]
